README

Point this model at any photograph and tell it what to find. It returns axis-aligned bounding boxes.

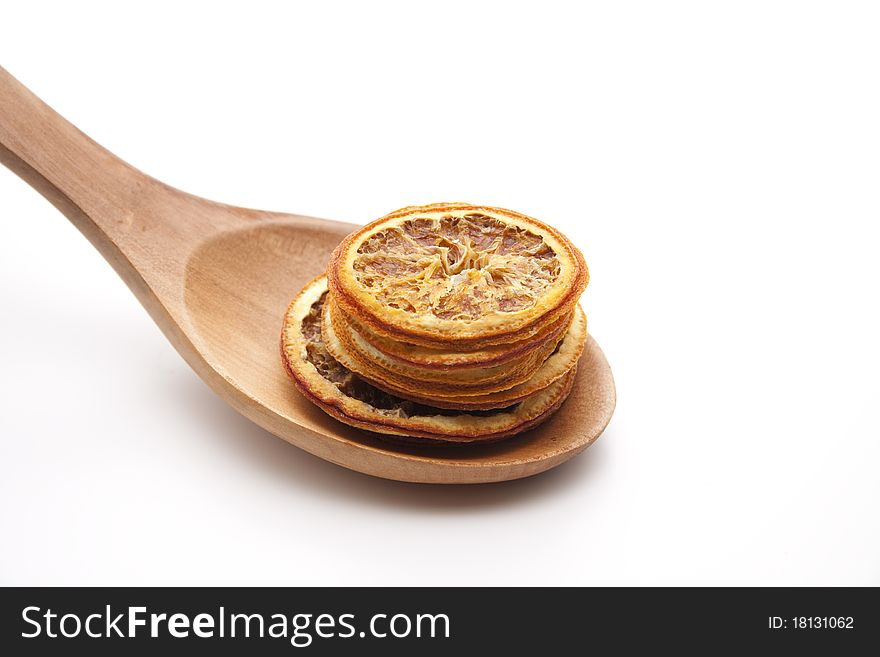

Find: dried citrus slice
[304,371,576,443]
[336,304,573,370]
[328,203,588,348]
[280,276,576,441]
[326,300,571,388]
[323,297,587,410]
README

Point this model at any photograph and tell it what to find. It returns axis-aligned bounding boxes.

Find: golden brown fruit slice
[280,276,577,441]
[301,370,577,443]
[337,305,574,370]
[324,298,588,409]
[328,203,589,349]
[326,299,571,388]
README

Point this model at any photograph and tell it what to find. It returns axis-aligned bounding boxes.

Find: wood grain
[0,66,615,483]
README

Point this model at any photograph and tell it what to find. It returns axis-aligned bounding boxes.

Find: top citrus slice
[328,203,588,348]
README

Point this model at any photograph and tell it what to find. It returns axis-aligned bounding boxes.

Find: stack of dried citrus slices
[281,203,590,443]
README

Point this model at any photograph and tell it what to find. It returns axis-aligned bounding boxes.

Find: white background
[1,1,878,586]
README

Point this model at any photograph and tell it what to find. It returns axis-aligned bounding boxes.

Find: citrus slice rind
[297,370,577,443]
[324,298,587,408]
[328,285,577,350]
[328,204,588,348]
[280,276,577,441]
[327,301,570,388]
[338,306,574,370]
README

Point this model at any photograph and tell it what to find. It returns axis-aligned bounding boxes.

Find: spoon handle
[0,66,166,246]
[0,65,248,298]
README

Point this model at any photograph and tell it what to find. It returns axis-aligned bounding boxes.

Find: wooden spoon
[0,67,615,484]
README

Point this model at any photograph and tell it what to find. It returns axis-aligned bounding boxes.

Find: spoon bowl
[0,67,615,483]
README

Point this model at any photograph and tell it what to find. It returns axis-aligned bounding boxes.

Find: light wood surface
[0,66,616,483]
